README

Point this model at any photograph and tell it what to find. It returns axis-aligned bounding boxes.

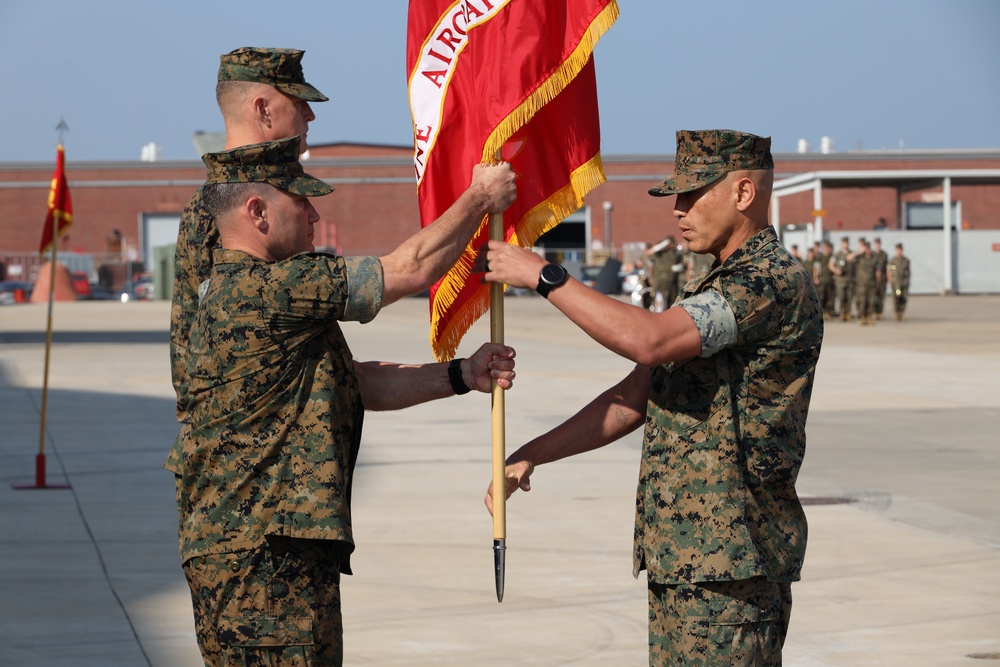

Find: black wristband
[448,358,470,395]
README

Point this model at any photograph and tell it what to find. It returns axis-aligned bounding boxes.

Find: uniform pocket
[217,614,314,648]
[706,582,784,666]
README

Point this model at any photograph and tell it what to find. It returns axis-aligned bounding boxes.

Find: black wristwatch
[536,263,568,298]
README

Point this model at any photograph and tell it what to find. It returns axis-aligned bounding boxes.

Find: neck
[718,220,766,263]
[224,125,268,151]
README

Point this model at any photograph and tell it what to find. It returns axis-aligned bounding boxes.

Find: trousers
[647,577,791,666]
[183,537,344,666]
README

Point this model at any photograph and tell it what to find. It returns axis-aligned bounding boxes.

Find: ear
[251,96,271,128]
[246,195,269,233]
[733,176,757,212]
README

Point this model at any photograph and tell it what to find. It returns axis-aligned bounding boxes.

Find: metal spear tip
[493,538,506,603]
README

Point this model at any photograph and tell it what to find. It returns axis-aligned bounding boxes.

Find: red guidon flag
[407,0,619,361]
[39,144,74,254]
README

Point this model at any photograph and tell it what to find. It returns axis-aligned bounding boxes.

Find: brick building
[2,143,999,292]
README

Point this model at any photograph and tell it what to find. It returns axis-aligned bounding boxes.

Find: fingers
[485,482,496,515]
[472,245,491,274]
[480,342,515,358]
[468,343,516,391]
[483,461,533,514]
[472,240,512,273]
[476,162,517,214]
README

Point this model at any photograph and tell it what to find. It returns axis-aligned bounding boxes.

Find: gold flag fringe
[430,153,607,361]
[482,1,619,164]
[429,1,620,361]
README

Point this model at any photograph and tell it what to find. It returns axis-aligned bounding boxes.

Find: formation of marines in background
[809,236,911,322]
[646,234,911,322]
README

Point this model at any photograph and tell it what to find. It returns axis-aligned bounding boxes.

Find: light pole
[603,201,613,258]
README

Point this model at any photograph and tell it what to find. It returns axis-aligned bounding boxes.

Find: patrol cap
[202,136,334,196]
[218,47,328,102]
[649,129,773,197]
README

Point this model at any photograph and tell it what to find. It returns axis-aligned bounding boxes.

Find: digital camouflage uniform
[645,130,823,666]
[166,136,374,667]
[872,244,889,318]
[650,242,682,308]
[888,251,911,320]
[175,248,381,665]
[853,246,877,325]
[170,187,215,422]
[816,247,836,317]
[831,243,854,320]
[169,47,327,427]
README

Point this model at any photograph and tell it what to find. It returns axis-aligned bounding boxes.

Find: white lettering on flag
[409,0,510,183]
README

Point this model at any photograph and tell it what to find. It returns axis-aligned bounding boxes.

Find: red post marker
[12,453,71,490]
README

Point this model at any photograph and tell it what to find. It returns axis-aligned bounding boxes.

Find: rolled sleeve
[343,256,384,324]
[677,290,738,357]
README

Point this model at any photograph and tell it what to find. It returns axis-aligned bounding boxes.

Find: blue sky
[2,0,998,163]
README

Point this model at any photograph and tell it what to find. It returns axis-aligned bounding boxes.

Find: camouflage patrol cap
[218,47,328,102]
[649,129,773,197]
[202,136,334,196]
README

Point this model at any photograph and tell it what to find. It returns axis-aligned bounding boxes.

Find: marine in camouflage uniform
[647,236,682,308]
[872,237,889,319]
[816,241,836,318]
[169,137,517,667]
[480,130,823,666]
[888,243,911,321]
[850,238,878,325]
[830,236,854,321]
[170,47,328,428]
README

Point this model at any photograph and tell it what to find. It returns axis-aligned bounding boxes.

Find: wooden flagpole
[489,195,506,602]
[14,207,70,490]
[13,129,71,491]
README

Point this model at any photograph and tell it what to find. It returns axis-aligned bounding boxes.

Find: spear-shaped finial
[56,117,69,145]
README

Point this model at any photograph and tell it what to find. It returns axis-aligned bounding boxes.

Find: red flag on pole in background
[407,0,619,361]
[39,144,74,255]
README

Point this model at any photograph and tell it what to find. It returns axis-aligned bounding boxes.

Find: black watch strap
[536,263,568,298]
[448,358,470,395]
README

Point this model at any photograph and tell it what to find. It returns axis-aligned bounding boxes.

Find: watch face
[540,263,567,286]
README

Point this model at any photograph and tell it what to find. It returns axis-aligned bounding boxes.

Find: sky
[1,0,998,164]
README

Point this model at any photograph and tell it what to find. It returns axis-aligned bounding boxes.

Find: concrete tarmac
[1,294,998,666]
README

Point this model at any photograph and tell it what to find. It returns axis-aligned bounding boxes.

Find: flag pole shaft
[34,239,59,486]
[489,166,506,601]
[40,241,59,454]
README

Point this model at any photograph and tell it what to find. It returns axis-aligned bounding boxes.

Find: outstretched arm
[356,343,515,411]
[485,364,651,514]
[479,241,702,367]
[379,163,516,306]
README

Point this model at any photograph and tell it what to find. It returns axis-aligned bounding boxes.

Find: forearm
[380,163,515,306]
[545,279,702,366]
[380,188,488,305]
[356,359,465,411]
[509,366,650,467]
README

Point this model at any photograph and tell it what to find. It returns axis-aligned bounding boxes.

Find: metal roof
[774,169,1000,195]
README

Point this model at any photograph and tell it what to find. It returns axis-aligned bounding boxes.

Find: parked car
[71,272,94,300]
[578,264,603,289]
[133,275,155,300]
[87,283,117,300]
[0,280,33,305]
[119,274,155,302]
